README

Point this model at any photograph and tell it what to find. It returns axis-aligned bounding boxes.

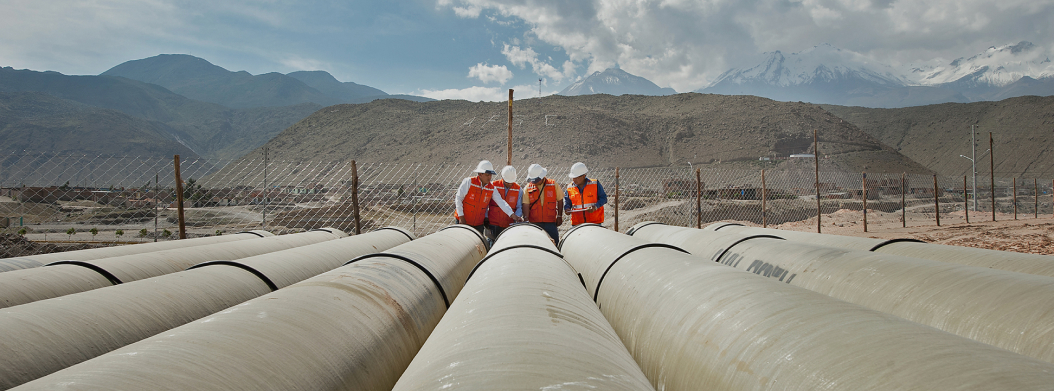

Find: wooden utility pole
[1035,178,1039,219]
[1013,177,1018,220]
[933,174,940,226]
[862,172,868,232]
[814,129,821,233]
[990,132,995,221]
[173,155,187,239]
[507,89,513,166]
[351,160,361,235]
[761,169,767,228]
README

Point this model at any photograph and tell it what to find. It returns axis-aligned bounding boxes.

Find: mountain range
[559,67,676,96]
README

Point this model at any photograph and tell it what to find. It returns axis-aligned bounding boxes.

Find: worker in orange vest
[523,164,563,245]
[564,162,607,226]
[487,165,524,238]
[455,160,521,240]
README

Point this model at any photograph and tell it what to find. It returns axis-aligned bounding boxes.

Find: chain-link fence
[2,152,1053,257]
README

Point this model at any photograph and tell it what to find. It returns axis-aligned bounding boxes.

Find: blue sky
[2,0,1053,102]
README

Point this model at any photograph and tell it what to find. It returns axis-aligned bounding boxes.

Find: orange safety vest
[525,178,559,223]
[566,179,604,225]
[455,176,493,226]
[488,180,521,228]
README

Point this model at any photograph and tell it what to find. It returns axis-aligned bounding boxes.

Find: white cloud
[440,0,1054,91]
[501,44,574,82]
[468,63,514,84]
[417,84,551,102]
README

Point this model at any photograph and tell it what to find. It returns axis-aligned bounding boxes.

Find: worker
[455,160,521,240]
[564,162,607,226]
[487,165,523,238]
[523,164,563,245]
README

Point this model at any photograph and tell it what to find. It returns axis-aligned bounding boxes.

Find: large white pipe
[14,225,486,391]
[392,224,654,391]
[0,229,343,309]
[632,222,1054,364]
[0,230,272,273]
[0,228,412,389]
[708,222,1054,278]
[562,225,1054,391]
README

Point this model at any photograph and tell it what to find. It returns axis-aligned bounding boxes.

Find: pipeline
[707,222,1054,278]
[392,224,653,391]
[0,230,272,273]
[562,225,1054,391]
[13,225,486,391]
[0,229,343,309]
[0,228,412,389]
[631,222,1054,364]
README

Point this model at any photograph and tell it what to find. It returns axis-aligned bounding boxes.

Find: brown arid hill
[823,95,1054,179]
[237,93,930,174]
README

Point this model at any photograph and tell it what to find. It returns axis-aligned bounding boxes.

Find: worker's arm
[563,184,573,214]
[595,181,608,208]
[454,178,471,219]
[490,186,516,217]
[514,188,523,217]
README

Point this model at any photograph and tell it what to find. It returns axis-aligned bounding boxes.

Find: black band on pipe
[493,222,544,243]
[343,253,450,308]
[310,228,335,234]
[593,243,689,302]
[441,225,489,250]
[372,227,416,242]
[466,244,564,282]
[187,261,279,291]
[43,261,123,285]
[626,221,665,236]
[712,235,785,263]
[558,223,603,251]
[868,238,928,252]
[236,231,268,238]
[710,222,745,231]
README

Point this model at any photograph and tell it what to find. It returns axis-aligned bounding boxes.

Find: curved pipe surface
[392,225,654,391]
[634,224,1054,363]
[13,226,484,391]
[0,230,272,273]
[0,229,411,389]
[0,229,344,309]
[561,225,1054,391]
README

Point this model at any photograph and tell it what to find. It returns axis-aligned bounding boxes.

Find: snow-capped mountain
[699,44,967,108]
[699,42,1054,108]
[560,67,676,96]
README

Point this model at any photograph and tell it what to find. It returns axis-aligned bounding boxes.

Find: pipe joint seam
[466,245,565,282]
[711,222,745,231]
[343,253,450,308]
[371,227,416,242]
[43,261,123,285]
[493,222,545,242]
[235,231,268,238]
[186,261,279,291]
[440,225,489,250]
[558,223,604,251]
[593,243,689,302]
[626,221,665,236]
[868,238,928,252]
[712,235,786,263]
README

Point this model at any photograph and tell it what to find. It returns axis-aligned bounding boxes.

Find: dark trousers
[535,222,560,246]
[489,224,508,241]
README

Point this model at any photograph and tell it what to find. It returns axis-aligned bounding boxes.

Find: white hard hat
[473,160,497,174]
[501,166,517,182]
[526,164,547,181]
[568,162,589,178]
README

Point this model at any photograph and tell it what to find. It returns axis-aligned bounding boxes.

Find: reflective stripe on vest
[488,180,520,228]
[526,178,559,223]
[567,179,604,225]
[458,176,493,226]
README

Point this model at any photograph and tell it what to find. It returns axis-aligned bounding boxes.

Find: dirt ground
[745,209,1054,255]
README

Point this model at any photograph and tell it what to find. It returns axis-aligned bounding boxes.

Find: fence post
[862,172,868,233]
[262,147,268,227]
[155,173,159,242]
[990,132,995,222]
[1035,178,1039,219]
[1013,177,1018,220]
[413,164,418,236]
[173,155,187,239]
[761,169,767,228]
[814,128,821,233]
[964,176,969,224]
[901,173,906,228]
[614,167,620,232]
[933,174,940,226]
[351,160,361,235]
